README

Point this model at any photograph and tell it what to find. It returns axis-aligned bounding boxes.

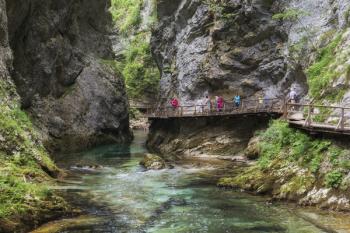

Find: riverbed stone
[140,154,166,170]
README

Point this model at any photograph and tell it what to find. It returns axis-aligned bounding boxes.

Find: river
[31,130,350,233]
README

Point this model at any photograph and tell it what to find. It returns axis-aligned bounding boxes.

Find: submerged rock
[140,154,166,170]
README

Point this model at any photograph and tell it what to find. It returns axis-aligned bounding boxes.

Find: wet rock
[244,136,261,160]
[140,154,166,170]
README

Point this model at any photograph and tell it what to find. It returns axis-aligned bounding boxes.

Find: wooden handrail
[287,103,350,110]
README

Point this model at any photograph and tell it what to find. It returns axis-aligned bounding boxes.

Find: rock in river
[140,154,166,170]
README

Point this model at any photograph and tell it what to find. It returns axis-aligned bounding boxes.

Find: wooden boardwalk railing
[131,99,350,136]
[286,103,350,135]
[142,98,284,119]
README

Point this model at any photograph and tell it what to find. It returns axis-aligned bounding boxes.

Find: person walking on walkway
[217,96,224,112]
[196,98,204,113]
[233,95,241,109]
[288,88,298,111]
[204,96,211,113]
[171,97,179,111]
[289,88,297,104]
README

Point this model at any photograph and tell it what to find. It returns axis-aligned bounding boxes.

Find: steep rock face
[6,0,131,152]
[0,0,12,87]
[147,116,270,157]
[151,0,307,104]
[0,2,69,231]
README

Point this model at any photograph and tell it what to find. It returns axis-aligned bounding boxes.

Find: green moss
[220,120,350,198]
[0,81,61,220]
[279,175,315,198]
[307,34,343,99]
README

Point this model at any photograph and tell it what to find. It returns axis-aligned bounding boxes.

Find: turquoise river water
[32,131,350,233]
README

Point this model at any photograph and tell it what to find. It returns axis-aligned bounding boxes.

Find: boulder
[140,154,166,170]
[244,136,261,160]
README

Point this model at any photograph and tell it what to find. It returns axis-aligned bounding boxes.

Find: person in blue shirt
[233,95,241,108]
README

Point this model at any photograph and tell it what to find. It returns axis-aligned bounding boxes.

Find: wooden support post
[336,108,345,130]
[341,108,345,130]
[283,99,288,119]
[304,105,312,127]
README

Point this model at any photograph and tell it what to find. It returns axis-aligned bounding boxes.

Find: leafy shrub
[325,171,343,188]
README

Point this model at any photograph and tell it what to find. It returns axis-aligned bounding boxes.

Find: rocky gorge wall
[148,0,350,211]
[0,1,70,231]
[151,0,308,104]
[147,116,271,157]
[0,0,133,231]
[6,0,131,152]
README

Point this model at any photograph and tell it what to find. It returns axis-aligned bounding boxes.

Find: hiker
[289,88,297,104]
[233,95,241,108]
[288,88,298,111]
[170,97,179,111]
[204,96,211,112]
[217,96,224,112]
[196,98,204,113]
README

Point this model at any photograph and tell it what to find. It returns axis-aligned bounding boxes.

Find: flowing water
[32,131,350,233]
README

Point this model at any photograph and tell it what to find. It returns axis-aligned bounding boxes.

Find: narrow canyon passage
[31,131,350,233]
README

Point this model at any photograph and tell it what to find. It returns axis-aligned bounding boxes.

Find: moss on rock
[219,120,350,210]
[140,153,166,170]
[0,80,69,232]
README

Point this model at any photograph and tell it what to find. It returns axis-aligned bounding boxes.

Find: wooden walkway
[131,99,350,136]
[140,98,284,119]
[286,103,350,135]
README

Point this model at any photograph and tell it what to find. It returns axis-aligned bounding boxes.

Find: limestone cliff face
[152,0,350,103]
[6,0,131,152]
[151,0,307,104]
[149,0,350,154]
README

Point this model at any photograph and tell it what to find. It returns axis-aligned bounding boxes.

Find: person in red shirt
[217,96,224,112]
[171,98,179,110]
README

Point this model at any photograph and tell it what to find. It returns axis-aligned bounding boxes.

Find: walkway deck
[141,99,284,119]
[131,99,350,136]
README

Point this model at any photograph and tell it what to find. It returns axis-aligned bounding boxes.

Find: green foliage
[272,9,309,22]
[307,34,343,99]
[257,120,347,175]
[120,33,160,99]
[110,0,142,34]
[0,83,59,219]
[325,171,343,188]
[110,0,160,100]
